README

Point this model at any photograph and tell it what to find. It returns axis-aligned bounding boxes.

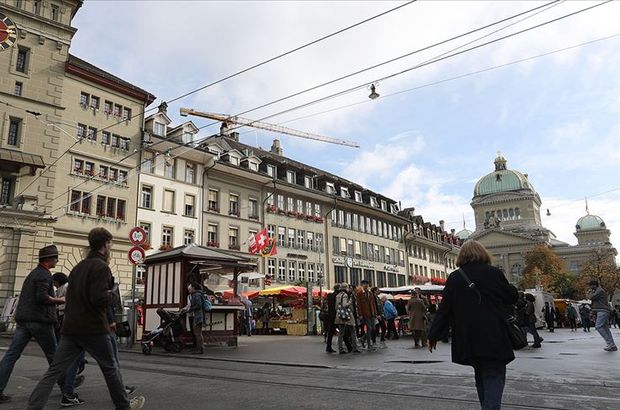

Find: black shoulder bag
[458,268,527,351]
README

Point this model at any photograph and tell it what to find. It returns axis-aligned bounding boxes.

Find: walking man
[27,227,145,409]
[356,280,378,350]
[542,302,556,332]
[407,291,428,348]
[524,293,543,348]
[567,304,578,332]
[325,284,339,353]
[589,280,617,351]
[185,283,205,354]
[381,295,399,340]
[0,245,66,403]
[579,304,591,332]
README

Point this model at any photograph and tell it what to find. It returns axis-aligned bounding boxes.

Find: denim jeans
[473,361,507,410]
[28,333,129,410]
[522,325,543,346]
[360,316,377,346]
[595,310,616,347]
[63,350,86,394]
[0,322,60,394]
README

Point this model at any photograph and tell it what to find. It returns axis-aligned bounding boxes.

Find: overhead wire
[11,0,417,199]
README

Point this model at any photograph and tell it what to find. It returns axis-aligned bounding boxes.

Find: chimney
[229,131,239,142]
[439,220,445,231]
[270,139,283,156]
[158,101,168,113]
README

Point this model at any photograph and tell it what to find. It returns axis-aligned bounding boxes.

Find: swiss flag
[249,228,269,254]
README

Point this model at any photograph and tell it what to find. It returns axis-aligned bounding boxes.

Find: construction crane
[179,108,359,148]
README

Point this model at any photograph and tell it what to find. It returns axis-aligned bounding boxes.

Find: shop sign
[384,264,400,273]
[332,256,375,269]
[286,253,308,260]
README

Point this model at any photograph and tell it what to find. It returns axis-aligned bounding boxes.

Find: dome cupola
[473,154,535,197]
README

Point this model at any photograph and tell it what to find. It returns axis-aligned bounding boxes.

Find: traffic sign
[128,246,146,265]
[129,226,147,246]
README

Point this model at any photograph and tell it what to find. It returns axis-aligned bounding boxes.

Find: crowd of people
[0,228,145,409]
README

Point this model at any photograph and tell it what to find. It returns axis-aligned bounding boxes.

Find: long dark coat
[428,262,518,366]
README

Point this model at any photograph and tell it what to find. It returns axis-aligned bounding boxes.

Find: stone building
[468,154,617,283]
[0,0,155,300]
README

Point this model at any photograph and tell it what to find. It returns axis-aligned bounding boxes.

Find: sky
[70,0,620,248]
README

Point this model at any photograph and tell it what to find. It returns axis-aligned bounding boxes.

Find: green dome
[455,229,472,240]
[473,155,535,197]
[576,214,606,231]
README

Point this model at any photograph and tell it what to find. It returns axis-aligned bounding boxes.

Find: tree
[576,248,620,301]
[520,244,564,292]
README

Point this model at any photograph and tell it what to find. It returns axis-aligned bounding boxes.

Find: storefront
[331,256,407,287]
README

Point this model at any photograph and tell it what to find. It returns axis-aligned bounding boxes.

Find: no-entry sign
[129,226,147,246]
[128,246,146,265]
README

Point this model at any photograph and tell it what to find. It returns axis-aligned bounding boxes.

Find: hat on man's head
[38,245,59,260]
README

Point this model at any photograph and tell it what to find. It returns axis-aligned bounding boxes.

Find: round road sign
[129,226,147,246]
[128,246,146,265]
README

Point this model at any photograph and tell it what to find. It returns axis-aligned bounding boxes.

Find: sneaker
[129,396,146,410]
[61,393,85,407]
[125,385,137,395]
[604,345,618,352]
[0,393,11,403]
[325,347,336,353]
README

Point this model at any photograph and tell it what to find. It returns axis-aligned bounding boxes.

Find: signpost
[127,226,147,348]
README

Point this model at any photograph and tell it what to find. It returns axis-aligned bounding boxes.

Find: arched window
[515,208,521,219]
[503,209,509,220]
[509,208,514,220]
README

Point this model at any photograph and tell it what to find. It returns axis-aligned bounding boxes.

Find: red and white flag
[249,228,269,254]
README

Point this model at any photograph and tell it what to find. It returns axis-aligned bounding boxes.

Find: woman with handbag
[428,240,518,410]
[334,284,360,355]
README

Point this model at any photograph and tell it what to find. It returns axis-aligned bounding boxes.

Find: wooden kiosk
[143,244,256,347]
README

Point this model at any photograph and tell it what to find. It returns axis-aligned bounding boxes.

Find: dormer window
[182,132,194,144]
[154,122,165,136]
[249,162,259,171]
[381,200,387,211]
[370,196,378,207]
[340,187,350,199]
[354,191,362,202]
[286,171,296,184]
[390,203,399,214]
[325,182,336,195]
[304,175,313,189]
[267,165,276,177]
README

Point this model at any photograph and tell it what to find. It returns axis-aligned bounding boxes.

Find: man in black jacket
[0,245,65,403]
[325,284,339,353]
[27,228,145,410]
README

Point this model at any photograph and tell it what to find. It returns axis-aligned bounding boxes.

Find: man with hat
[0,245,66,403]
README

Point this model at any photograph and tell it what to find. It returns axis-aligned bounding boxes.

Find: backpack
[202,295,213,312]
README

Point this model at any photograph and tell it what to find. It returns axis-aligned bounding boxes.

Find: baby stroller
[141,308,186,355]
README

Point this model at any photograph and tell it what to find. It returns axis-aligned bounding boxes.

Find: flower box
[228,244,240,251]
[266,205,277,213]
[207,241,220,248]
[159,244,173,251]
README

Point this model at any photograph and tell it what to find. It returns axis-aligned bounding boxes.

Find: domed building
[469,154,616,283]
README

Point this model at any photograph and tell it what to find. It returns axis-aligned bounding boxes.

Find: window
[164,157,175,178]
[184,194,195,217]
[118,170,128,184]
[184,229,194,245]
[305,201,312,216]
[354,191,362,202]
[298,262,306,282]
[121,138,130,151]
[185,163,195,183]
[381,200,387,211]
[248,198,258,219]
[296,199,303,213]
[347,239,354,256]
[370,197,378,207]
[109,168,118,182]
[73,159,83,173]
[332,236,339,254]
[277,227,286,247]
[50,3,60,20]
[350,268,361,286]
[325,182,336,194]
[96,195,105,216]
[104,100,113,115]
[340,238,347,255]
[297,230,305,249]
[154,122,165,136]
[288,261,296,282]
[376,271,386,288]
[338,210,344,227]
[90,96,100,110]
[139,223,151,243]
[33,0,41,15]
[229,194,239,216]
[15,48,28,73]
[106,197,116,218]
[287,197,294,211]
[84,161,94,176]
[208,189,219,211]
[14,82,22,96]
[228,155,239,166]
[267,225,275,238]
[116,200,126,221]
[335,266,346,284]
[287,228,296,248]
[86,126,97,141]
[162,227,173,247]
[163,189,175,213]
[316,233,323,252]
[111,134,120,148]
[353,214,359,231]
[7,118,21,146]
[345,212,352,229]
[98,165,108,180]
[307,263,315,283]
[80,92,89,107]
[113,104,122,117]
[15,0,23,8]
[354,241,361,257]
[304,175,312,189]
[315,203,321,217]
[266,192,274,206]
[228,227,239,249]
[123,107,132,120]
[360,216,365,233]
[286,170,296,184]
[69,190,90,214]
[277,194,284,209]
[267,165,276,177]
[306,232,314,250]
[207,224,218,245]
[278,260,286,282]
[249,161,258,171]
[101,131,111,146]
[76,123,87,140]
[340,187,350,199]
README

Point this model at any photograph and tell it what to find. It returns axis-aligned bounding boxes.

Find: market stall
[143,244,256,347]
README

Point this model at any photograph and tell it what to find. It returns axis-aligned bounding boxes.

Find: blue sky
[70,1,620,246]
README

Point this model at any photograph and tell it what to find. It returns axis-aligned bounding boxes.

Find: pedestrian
[324,284,339,353]
[428,240,518,410]
[0,245,66,404]
[260,303,271,335]
[542,302,555,332]
[335,284,360,354]
[107,277,136,396]
[407,291,427,348]
[524,293,543,348]
[567,304,578,332]
[579,304,591,332]
[588,280,617,351]
[372,287,387,348]
[381,295,399,340]
[27,228,145,410]
[184,283,205,354]
[240,295,253,336]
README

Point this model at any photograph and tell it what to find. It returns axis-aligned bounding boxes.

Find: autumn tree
[575,248,620,301]
[519,244,576,297]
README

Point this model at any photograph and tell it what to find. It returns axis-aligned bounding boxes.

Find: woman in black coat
[428,240,518,410]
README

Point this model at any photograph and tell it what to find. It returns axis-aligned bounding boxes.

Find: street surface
[1,328,619,409]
